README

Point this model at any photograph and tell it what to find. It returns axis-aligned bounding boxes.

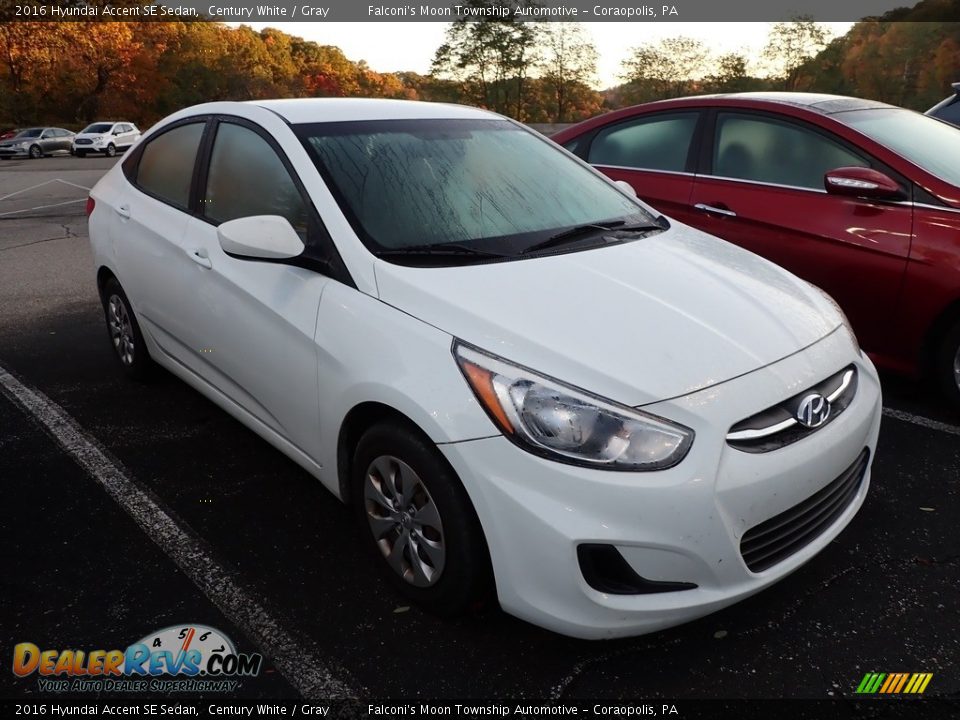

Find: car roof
[724,92,892,114]
[248,98,499,124]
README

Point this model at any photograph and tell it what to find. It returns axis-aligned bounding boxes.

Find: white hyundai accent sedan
[87,98,882,639]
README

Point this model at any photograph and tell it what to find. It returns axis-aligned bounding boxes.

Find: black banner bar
[1,0,952,23]
[0,699,951,720]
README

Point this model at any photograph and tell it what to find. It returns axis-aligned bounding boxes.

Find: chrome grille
[726,366,858,453]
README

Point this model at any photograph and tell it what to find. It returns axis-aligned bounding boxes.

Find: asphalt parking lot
[1,156,958,702]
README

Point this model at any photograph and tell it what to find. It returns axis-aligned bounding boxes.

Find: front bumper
[0,147,29,157]
[440,328,881,639]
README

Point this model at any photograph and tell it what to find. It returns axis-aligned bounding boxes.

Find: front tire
[28,144,41,159]
[101,278,153,381]
[105,143,116,158]
[352,420,491,615]
[936,320,960,410]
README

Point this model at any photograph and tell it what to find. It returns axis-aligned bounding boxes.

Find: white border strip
[0,364,359,699]
[882,407,960,436]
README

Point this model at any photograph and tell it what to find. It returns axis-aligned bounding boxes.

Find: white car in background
[86,98,882,639]
[73,121,140,157]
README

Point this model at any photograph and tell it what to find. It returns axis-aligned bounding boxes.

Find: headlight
[453,342,694,471]
[17,141,29,148]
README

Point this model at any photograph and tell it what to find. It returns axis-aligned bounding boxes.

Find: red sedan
[553,93,960,408]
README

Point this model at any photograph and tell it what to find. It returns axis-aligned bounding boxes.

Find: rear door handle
[188,248,212,269]
[694,203,737,218]
[114,204,130,220]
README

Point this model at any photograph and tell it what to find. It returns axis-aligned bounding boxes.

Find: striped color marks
[856,672,933,694]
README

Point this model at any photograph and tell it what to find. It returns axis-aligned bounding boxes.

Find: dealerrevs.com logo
[12,624,263,693]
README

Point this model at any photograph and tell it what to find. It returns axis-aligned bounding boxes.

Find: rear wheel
[101,277,153,381]
[352,420,491,615]
[936,320,960,410]
[105,143,116,158]
[28,144,41,159]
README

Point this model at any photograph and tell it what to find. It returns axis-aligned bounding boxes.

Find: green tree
[432,1,542,119]
[539,23,598,122]
[620,37,709,102]
[763,17,830,91]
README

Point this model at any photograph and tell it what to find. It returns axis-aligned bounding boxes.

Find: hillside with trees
[1,0,959,129]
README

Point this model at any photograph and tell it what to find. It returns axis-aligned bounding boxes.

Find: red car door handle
[694,203,737,218]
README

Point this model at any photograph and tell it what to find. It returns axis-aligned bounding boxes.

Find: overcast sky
[237,22,854,89]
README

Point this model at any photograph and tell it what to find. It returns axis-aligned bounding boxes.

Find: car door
[112,119,208,361]
[39,129,57,154]
[119,124,134,148]
[575,110,703,224]
[688,110,912,356]
[175,118,332,460]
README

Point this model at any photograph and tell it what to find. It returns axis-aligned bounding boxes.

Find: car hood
[75,133,105,140]
[372,222,842,406]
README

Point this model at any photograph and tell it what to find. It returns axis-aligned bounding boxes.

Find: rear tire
[352,420,492,616]
[101,277,154,381]
[936,320,960,410]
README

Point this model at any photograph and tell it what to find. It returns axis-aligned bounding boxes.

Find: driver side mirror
[824,167,903,200]
[217,215,304,261]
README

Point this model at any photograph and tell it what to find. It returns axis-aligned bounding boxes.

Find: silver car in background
[0,127,75,159]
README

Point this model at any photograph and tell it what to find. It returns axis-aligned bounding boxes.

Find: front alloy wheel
[28,145,41,159]
[352,421,491,615]
[363,455,446,587]
[105,143,116,157]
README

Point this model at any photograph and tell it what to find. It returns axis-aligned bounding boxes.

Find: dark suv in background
[926,83,960,126]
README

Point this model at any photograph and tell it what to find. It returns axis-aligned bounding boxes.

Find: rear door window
[134,122,205,210]
[587,113,699,173]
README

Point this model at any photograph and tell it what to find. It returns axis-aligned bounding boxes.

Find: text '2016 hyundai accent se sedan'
[87,99,882,639]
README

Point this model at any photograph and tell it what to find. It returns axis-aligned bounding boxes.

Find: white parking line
[0,198,85,217]
[0,363,359,700]
[882,407,960,436]
[0,178,90,202]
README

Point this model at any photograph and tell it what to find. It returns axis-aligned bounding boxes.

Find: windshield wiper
[521,219,666,255]
[374,243,511,259]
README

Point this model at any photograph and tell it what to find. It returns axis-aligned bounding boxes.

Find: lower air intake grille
[740,449,869,573]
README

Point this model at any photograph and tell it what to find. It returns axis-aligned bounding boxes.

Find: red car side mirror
[824,167,903,200]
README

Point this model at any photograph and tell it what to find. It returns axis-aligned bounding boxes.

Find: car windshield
[82,123,113,134]
[295,118,655,261]
[16,128,43,138]
[840,107,960,187]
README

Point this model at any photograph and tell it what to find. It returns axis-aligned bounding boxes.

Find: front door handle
[694,203,737,218]
[114,204,131,220]
[188,248,212,269]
